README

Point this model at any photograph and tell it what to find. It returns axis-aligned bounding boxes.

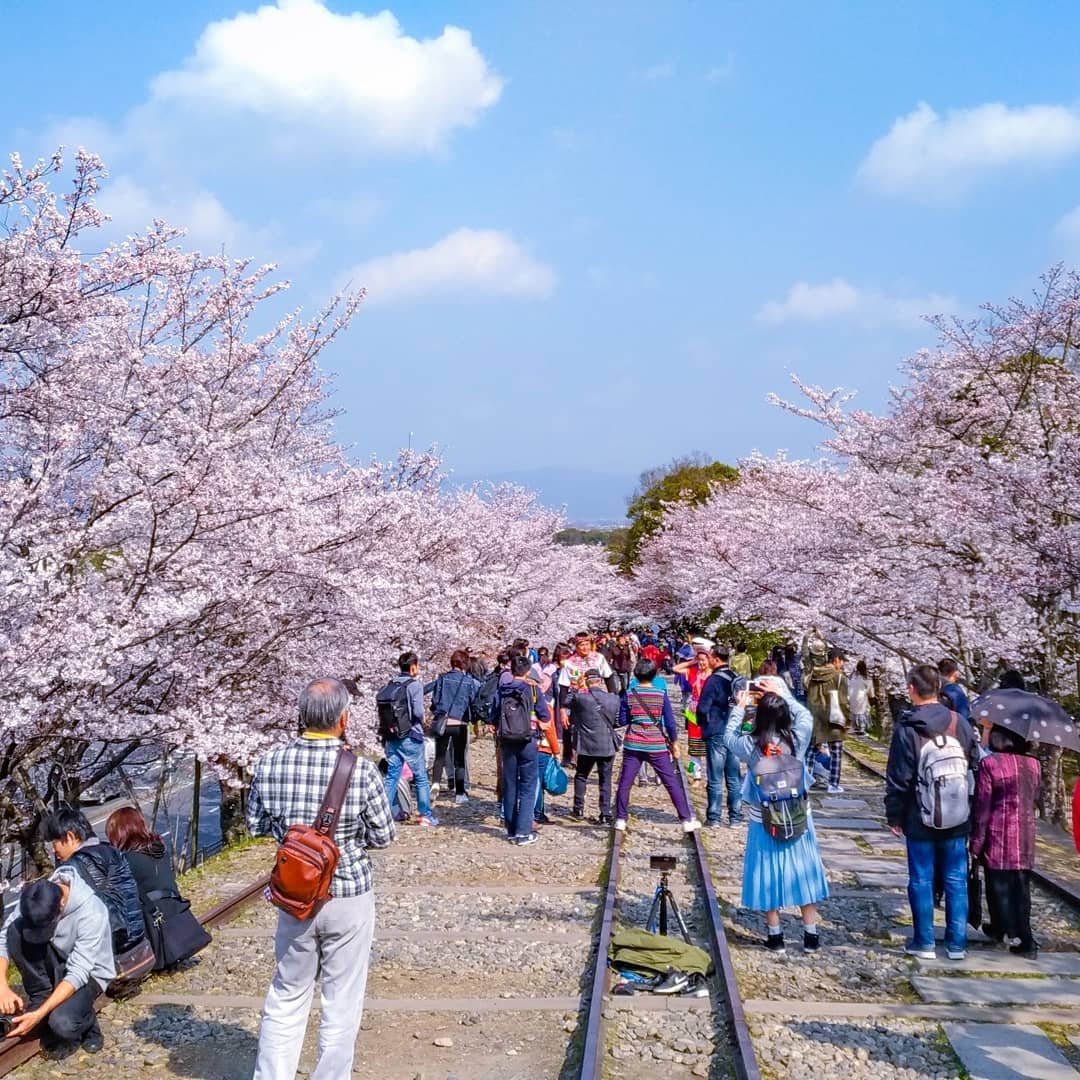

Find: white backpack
[916,714,970,830]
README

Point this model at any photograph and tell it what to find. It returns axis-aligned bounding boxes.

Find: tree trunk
[219,775,247,846]
[1037,746,1067,826]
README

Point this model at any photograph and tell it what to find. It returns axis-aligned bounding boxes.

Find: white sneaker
[613,819,627,832]
[682,818,702,833]
[430,783,440,800]
[455,794,468,805]
[947,949,967,961]
[827,784,845,794]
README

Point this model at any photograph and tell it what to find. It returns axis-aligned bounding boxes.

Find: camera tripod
[646,867,692,944]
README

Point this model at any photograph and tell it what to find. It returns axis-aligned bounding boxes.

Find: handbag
[269,748,357,920]
[144,889,212,969]
[828,687,847,729]
[107,936,156,996]
[542,753,568,796]
[967,861,983,930]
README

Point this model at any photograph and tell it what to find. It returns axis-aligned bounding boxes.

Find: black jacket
[884,702,976,841]
[125,841,180,905]
[66,839,147,953]
[569,687,620,758]
[697,667,741,738]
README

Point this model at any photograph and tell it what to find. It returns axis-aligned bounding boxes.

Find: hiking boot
[764,932,785,955]
[613,819,627,831]
[682,818,702,833]
[803,930,820,952]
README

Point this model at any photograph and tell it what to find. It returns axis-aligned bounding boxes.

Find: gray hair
[298,678,351,732]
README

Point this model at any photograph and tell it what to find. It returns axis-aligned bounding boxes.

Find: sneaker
[728,817,745,827]
[704,819,724,829]
[682,818,702,833]
[826,784,845,794]
[681,973,710,998]
[946,949,967,961]
[417,815,439,827]
[571,809,585,820]
[595,814,614,825]
[764,932,786,955]
[653,970,690,994]
[430,783,440,800]
[534,812,551,824]
[803,930,820,952]
[515,833,538,846]
[904,941,936,960]
[613,818,627,832]
[455,794,468,805]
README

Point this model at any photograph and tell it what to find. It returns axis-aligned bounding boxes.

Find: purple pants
[614,749,691,821]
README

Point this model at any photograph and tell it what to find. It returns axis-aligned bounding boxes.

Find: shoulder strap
[314,748,357,836]
[945,710,959,738]
[630,688,659,723]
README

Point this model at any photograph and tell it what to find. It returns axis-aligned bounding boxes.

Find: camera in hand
[0,1014,20,1037]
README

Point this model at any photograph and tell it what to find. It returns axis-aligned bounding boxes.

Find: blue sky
[4,1,1080,519]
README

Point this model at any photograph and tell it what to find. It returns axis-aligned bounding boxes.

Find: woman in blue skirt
[723,675,829,954]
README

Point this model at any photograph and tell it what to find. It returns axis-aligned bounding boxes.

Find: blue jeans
[501,738,538,839]
[384,736,432,818]
[705,732,742,823]
[906,834,968,952]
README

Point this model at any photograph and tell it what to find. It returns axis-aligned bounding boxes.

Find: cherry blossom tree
[0,150,621,859]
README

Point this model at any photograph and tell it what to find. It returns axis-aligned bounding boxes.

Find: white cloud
[705,53,736,83]
[343,228,555,305]
[858,101,1080,199]
[147,0,503,154]
[98,176,318,266]
[642,63,674,81]
[758,278,955,327]
[1056,205,1080,246]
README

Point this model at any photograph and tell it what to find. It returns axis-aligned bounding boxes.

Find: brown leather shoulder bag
[269,747,357,920]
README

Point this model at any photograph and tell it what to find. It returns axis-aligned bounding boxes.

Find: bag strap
[630,688,660,723]
[145,888,181,903]
[439,673,466,719]
[313,748,357,836]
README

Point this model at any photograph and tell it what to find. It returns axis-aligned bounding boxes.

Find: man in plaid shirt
[248,678,395,1079]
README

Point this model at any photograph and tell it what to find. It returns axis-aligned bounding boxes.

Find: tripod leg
[665,890,693,945]
[646,886,662,935]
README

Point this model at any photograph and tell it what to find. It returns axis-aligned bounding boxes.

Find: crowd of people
[0,627,1052,1077]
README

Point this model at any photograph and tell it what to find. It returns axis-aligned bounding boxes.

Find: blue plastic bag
[542,753,568,796]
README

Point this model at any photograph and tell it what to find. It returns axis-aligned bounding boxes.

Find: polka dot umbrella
[970,688,1080,753]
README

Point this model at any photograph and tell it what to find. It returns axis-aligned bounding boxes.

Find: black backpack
[68,843,147,954]
[497,684,534,742]
[469,671,500,725]
[376,680,414,741]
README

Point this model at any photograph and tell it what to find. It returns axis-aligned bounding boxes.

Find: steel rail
[677,765,762,1080]
[0,872,271,1075]
[843,745,1080,910]
[578,827,624,1080]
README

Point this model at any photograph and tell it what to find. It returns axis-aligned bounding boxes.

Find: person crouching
[0,870,115,1057]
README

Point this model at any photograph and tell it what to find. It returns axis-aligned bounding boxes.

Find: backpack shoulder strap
[314,748,357,836]
[945,710,959,739]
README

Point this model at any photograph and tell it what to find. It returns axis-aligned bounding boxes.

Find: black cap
[19,879,63,945]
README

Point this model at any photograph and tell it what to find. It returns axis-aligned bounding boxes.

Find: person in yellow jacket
[730,641,753,680]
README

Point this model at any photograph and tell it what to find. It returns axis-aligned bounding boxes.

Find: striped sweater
[619,684,677,753]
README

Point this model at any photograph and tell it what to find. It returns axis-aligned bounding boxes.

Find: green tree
[619,453,738,573]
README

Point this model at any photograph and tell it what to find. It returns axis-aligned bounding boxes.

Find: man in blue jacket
[696,647,745,827]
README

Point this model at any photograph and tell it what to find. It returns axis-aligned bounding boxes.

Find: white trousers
[253,891,375,1080]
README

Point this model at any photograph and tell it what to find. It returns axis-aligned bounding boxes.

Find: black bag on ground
[497,684,534,742]
[143,889,212,969]
[376,680,414,741]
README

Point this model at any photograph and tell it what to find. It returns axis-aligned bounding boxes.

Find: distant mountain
[449,466,634,526]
